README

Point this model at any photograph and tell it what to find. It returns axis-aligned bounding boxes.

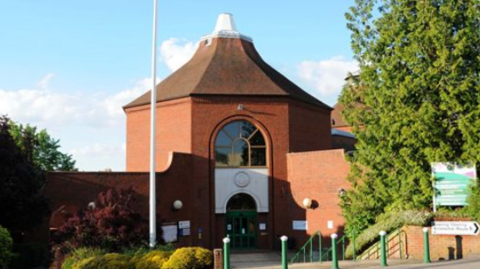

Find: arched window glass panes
[215,120,267,167]
[227,193,256,211]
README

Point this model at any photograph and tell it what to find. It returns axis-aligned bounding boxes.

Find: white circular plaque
[234,172,250,187]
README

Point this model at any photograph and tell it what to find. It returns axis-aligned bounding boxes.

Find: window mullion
[247,128,259,140]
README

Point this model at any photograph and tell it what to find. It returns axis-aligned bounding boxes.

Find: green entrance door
[226,211,257,249]
[225,193,258,249]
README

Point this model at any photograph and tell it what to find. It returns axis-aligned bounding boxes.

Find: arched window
[226,193,256,211]
[215,120,267,167]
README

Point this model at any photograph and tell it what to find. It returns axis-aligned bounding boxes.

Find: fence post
[379,231,387,267]
[223,237,230,269]
[423,227,431,264]
[281,235,288,269]
[331,233,339,269]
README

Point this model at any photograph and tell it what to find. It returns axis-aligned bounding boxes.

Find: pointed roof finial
[214,13,237,32]
[201,13,252,42]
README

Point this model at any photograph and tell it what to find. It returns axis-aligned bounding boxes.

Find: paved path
[230,252,480,269]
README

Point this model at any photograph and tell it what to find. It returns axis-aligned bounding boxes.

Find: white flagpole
[149,0,158,248]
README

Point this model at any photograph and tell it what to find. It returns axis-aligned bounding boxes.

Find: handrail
[356,229,404,260]
[289,231,322,264]
[290,230,357,264]
[320,233,350,261]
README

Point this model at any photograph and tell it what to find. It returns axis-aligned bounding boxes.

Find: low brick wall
[403,225,480,260]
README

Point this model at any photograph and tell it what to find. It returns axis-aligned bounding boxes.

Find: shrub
[0,226,13,269]
[73,253,132,269]
[62,247,106,269]
[52,187,149,252]
[162,247,212,269]
[463,183,480,221]
[133,250,173,269]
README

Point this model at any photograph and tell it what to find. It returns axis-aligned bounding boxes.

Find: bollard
[331,233,339,269]
[423,227,431,263]
[281,236,288,269]
[379,231,387,267]
[223,237,230,269]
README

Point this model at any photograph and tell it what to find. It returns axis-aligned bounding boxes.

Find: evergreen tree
[340,0,480,233]
[0,116,49,238]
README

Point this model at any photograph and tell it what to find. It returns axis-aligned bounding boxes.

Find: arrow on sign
[432,221,480,236]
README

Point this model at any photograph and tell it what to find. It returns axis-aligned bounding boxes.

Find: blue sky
[0,1,357,171]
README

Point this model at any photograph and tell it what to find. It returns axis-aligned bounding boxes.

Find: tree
[9,122,76,171]
[340,0,480,233]
[0,116,49,238]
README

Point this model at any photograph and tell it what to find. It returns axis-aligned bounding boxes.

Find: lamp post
[149,0,158,248]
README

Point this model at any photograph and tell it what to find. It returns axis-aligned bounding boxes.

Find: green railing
[320,233,353,261]
[289,231,323,264]
[290,231,357,264]
[356,229,404,260]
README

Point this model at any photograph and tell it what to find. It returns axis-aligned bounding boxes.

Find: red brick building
[45,13,352,250]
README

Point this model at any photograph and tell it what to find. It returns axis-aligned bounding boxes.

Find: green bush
[0,226,13,269]
[73,253,132,269]
[464,183,480,221]
[132,250,173,269]
[162,247,212,269]
[62,247,106,269]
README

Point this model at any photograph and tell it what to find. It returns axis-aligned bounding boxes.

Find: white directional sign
[431,221,479,236]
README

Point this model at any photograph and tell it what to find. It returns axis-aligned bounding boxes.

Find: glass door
[225,211,257,249]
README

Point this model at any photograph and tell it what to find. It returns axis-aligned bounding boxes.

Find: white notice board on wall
[293,220,308,230]
[162,223,178,243]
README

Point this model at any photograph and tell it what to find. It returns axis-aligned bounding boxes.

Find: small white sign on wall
[259,223,266,230]
[293,220,308,230]
[432,221,479,236]
[328,220,334,229]
[178,220,190,229]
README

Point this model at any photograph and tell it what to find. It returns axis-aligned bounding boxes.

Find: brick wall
[403,225,480,260]
[287,149,350,247]
[125,99,192,172]
[44,152,195,247]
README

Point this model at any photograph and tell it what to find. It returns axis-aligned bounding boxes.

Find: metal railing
[356,229,404,260]
[289,231,323,263]
[290,230,357,264]
[321,233,353,261]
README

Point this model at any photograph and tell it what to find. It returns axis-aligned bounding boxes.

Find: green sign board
[432,162,476,209]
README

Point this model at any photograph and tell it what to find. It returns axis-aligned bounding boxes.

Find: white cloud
[37,73,55,89]
[0,76,152,130]
[160,38,198,72]
[297,56,358,97]
[69,143,125,172]
[0,75,158,171]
